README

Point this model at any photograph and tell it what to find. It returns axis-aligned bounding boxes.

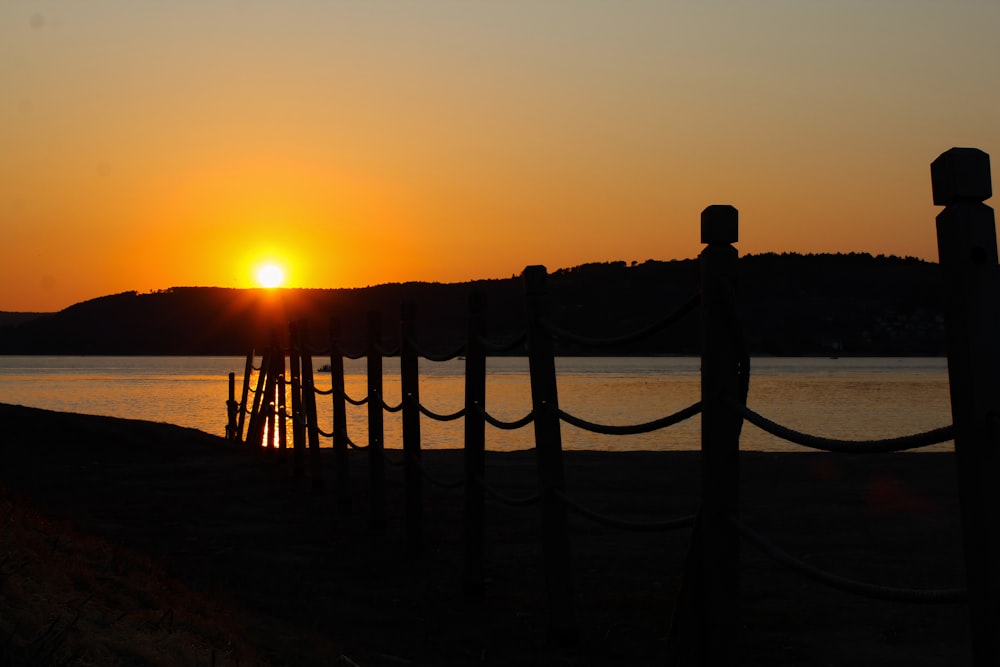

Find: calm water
[0,356,954,453]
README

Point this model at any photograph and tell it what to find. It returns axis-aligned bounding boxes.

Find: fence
[224,147,997,666]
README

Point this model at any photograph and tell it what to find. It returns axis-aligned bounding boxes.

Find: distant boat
[317,364,332,372]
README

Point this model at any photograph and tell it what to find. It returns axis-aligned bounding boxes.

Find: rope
[729,515,966,604]
[344,391,369,406]
[407,395,466,422]
[478,331,527,354]
[473,403,535,430]
[333,341,366,360]
[550,401,701,435]
[474,476,541,507]
[407,337,465,362]
[317,426,334,438]
[374,341,401,357]
[382,399,404,413]
[312,385,335,396]
[382,448,405,467]
[726,397,955,453]
[251,363,262,372]
[411,453,465,490]
[537,293,699,349]
[345,433,368,450]
[554,490,695,532]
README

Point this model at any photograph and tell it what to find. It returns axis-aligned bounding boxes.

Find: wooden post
[248,345,272,448]
[697,204,743,666]
[367,310,387,530]
[329,316,352,512]
[523,265,577,644]
[463,288,487,597]
[226,371,237,440]
[264,335,280,451]
[236,348,253,442]
[288,321,306,478]
[401,301,423,559]
[299,321,325,490]
[932,147,1000,665]
[277,373,287,458]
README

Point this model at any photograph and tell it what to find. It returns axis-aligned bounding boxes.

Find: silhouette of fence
[225,147,997,666]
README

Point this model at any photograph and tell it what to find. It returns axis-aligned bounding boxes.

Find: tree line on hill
[0,253,947,356]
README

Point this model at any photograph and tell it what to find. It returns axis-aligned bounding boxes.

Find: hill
[0,253,946,356]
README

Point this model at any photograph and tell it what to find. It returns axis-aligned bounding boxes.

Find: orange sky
[2,2,999,312]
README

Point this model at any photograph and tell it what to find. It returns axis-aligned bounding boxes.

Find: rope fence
[223,147,999,666]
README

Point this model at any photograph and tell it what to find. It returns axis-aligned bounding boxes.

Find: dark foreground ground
[0,403,973,665]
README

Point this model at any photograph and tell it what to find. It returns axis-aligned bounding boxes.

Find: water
[0,356,953,453]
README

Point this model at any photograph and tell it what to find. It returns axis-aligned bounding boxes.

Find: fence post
[523,265,577,644]
[329,316,352,513]
[367,310,387,530]
[679,204,743,667]
[248,345,273,448]
[463,288,487,597]
[401,301,423,558]
[226,372,237,439]
[264,333,281,451]
[300,321,325,490]
[236,348,253,442]
[288,321,306,478]
[277,373,287,458]
[932,147,1000,665]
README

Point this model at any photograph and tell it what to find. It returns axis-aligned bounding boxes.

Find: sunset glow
[256,264,285,289]
[2,3,999,312]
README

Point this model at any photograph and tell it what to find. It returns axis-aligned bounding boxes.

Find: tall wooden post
[236,348,253,442]
[264,333,280,450]
[248,345,273,448]
[300,320,325,490]
[673,204,743,667]
[932,147,1000,665]
[401,301,423,558]
[367,310,387,530]
[463,289,488,597]
[288,321,306,478]
[523,265,577,644]
[226,372,238,440]
[329,317,352,512]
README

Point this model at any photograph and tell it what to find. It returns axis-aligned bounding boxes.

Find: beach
[0,402,972,665]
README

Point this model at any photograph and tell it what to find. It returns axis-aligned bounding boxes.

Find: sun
[256,263,285,288]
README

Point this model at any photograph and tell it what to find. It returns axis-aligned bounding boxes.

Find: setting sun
[256,263,285,288]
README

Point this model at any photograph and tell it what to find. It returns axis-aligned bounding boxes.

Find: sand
[0,402,974,665]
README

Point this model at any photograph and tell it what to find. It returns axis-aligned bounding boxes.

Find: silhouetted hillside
[0,253,946,356]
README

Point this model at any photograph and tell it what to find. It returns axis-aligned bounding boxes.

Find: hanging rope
[729,514,966,604]
[726,397,955,453]
[333,341,366,360]
[474,476,541,507]
[554,489,695,532]
[406,394,466,421]
[374,341,401,357]
[343,391,369,406]
[312,384,335,396]
[549,401,701,435]
[478,331,527,354]
[537,293,699,349]
[382,398,404,413]
[472,403,535,430]
[407,337,465,362]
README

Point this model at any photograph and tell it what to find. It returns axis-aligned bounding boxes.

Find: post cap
[522,265,548,295]
[701,205,739,244]
[931,148,992,206]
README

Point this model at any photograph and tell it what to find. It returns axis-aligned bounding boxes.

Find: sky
[2,1,999,312]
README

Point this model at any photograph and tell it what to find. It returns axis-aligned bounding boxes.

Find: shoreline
[0,402,972,665]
